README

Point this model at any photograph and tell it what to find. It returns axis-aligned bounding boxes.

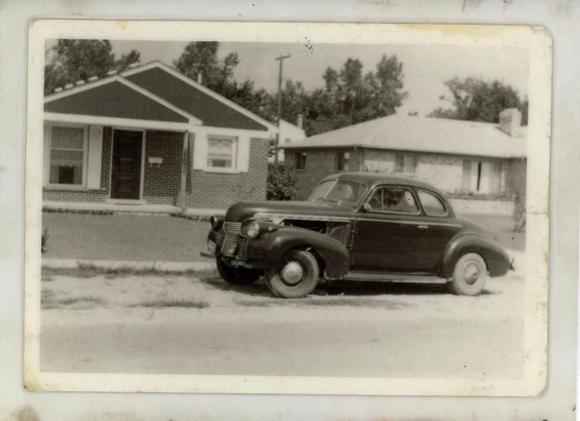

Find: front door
[351,185,425,272]
[111,129,143,200]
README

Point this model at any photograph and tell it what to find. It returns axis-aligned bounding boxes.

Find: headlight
[209,216,223,230]
[241,220,261,238]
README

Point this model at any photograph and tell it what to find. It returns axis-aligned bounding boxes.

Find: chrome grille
[215,229,225,244]
[220,222,248,259]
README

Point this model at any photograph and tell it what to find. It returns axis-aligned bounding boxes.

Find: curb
[42,258,216,272]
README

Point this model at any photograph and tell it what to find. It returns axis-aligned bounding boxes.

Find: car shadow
[201,274,498,298]
[316,280,449,296]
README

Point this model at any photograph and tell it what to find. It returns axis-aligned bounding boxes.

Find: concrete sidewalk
[43,201,226,217]
[42,258,216,272]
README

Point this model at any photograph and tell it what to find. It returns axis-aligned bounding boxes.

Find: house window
[296,152,307,170]
[462,159,503,195]
[337,151,351,171]
[394,153,417,173]
[49,125,86,186]
[207,135,237,169]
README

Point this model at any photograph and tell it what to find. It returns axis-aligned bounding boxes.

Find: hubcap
[280,261,304,285]
[463,262,481,285]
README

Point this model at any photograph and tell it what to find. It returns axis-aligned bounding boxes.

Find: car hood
[225,200,353,222]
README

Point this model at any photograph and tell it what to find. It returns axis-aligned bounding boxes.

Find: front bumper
[200,251,215,259]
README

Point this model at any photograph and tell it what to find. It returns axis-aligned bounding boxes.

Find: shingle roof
[45,80,189,123]
[126,66,269,131]
[44,62,275,132]
[282,114,527,159]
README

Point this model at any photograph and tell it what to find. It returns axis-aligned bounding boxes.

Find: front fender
[438,233,511,278]
[249,226,350,278]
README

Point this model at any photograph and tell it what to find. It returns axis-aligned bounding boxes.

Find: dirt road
[40,255,525,379]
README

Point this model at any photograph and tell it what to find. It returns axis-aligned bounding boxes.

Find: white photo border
[25,20,552,396]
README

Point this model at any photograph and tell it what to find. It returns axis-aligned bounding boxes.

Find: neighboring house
[270,117,306,163]
[43,61,277,209]
[282,109,527,216]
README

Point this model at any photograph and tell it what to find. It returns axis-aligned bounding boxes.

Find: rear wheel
[265,250,320,298]
[448,253,488,296]
[216,258,262,285]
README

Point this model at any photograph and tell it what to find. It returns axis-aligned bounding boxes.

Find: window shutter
[87,125,103,189]
[193,133,207,170]
[237,136,250,172]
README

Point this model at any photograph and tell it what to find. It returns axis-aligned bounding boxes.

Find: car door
[350,185,426,272]
[412,189,463,271]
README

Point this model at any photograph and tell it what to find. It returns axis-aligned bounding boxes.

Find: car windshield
[308,179,367,206]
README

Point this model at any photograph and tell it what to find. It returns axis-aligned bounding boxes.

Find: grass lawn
[42,213,210,262]
[42,211,524,262]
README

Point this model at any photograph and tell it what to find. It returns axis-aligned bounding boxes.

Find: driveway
[40,256,526,379]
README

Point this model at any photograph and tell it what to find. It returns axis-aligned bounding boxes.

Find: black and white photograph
[24,20,551,396]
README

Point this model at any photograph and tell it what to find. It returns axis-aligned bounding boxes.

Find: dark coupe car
[202,172,513,298]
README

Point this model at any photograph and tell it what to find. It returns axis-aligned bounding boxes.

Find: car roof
[323,172,446,195]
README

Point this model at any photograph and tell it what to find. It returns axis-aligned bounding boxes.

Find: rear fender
[438,233,511,278]
[259,226,350,278]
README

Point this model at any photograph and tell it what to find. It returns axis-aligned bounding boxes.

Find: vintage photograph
[25,21,551,396]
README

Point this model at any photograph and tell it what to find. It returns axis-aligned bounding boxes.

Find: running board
[342,271,448,284]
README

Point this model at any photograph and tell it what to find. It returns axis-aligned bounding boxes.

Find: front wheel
[216,259,262,285]
[265,250,320,298]
[448,253,488,296]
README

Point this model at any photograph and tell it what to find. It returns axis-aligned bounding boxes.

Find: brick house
[43,61,277,209]
[282,109,527,216]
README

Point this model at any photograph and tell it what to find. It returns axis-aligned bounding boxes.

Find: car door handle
[417,224,429,230]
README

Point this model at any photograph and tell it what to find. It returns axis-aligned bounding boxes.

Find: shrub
[267,163,297,201]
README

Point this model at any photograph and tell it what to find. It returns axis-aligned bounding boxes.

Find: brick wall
[143,130,183,205]
[184,137,269,208]
[44,128,270,209]
[415,153,464,194]
[286,147,519,201]
[286,148,362,200]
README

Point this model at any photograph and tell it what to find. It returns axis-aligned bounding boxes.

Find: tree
[44,40,140,94]
[429,77,528,124]
[271,54,407,136]
[173,42,239,94]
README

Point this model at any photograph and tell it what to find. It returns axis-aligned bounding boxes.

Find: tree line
[44,40,529,134]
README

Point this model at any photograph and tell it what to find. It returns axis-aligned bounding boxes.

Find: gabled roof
[282,114,527,159]
[44,61,277,133]
[124,62,275,132]
[45,76,193,124]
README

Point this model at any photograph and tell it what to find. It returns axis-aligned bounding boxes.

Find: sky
[51,40,530,117]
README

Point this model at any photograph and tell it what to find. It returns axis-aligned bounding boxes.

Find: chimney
[197,73,203,85]
[498,108,522,137]
[296,113,303,129]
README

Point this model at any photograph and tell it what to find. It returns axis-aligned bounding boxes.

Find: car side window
[418,190,447,216]
[367,186,419,214]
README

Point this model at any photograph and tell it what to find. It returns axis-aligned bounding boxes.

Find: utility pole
[274,53,291,164]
